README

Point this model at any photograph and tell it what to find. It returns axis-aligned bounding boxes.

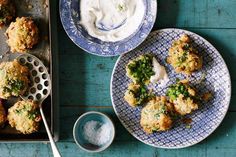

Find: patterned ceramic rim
[59,0,157,57]
[110,28,232,149]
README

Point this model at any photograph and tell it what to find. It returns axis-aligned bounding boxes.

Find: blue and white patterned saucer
[59,0,157,57]
[111,29,231,148]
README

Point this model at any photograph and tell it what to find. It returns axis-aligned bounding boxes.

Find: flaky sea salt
[83,120,111,146]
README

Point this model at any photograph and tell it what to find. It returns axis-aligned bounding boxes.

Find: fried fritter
[8,100,41,134]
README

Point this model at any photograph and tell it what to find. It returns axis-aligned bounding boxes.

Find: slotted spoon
[17,53,61,157]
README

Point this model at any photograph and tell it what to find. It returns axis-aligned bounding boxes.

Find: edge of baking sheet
[0,0,60,143]
[49,0,60,142]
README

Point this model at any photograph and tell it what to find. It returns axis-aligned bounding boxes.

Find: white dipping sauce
[80,0,145,42]
[150,57,169,86]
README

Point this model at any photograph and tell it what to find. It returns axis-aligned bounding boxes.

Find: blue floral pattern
[59,0,157,56]
[111,29,231,148]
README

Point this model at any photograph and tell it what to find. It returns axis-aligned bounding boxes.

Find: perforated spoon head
[17,53,51,105]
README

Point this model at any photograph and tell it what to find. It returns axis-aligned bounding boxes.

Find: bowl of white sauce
[60,0,157,56]
[73,111,115,152]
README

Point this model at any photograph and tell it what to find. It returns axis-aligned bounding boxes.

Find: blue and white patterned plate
[111,29,231,148]
[59,0,157,57]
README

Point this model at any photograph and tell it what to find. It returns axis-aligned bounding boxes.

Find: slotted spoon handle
[40,107,61,157]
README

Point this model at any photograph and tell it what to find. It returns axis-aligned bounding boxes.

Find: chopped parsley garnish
[152,127,160,132]
[14,105,28,115]
[177,51,188,66]
[28,111,39,120]
[11,80,24,92]
[185,124,191,129]
[4,79,25,94]
[129,84,152,105]
[14,105,39,121]
[15,109,22,114]
[154,105,167,119]
[183,43,190,50]
[167,82,189,101]
[128,54,155,84]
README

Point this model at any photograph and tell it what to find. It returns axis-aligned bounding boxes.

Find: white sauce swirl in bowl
[80,0,145,42]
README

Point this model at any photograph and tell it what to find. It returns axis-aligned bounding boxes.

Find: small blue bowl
[73,111,115,153]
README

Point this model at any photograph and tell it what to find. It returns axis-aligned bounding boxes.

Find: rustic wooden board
[0,0,236,156]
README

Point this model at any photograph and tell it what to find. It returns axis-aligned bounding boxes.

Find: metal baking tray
[0,0,59,142]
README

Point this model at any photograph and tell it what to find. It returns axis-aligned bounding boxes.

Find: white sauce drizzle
[150,57,169,86]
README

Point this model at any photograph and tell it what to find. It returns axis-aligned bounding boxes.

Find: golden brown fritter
[0,100,7,127]
[6,17,39,53]
[0,60,30,99]
[140,96,174,134]
[8,100,41,134]
[167,34,202,75]
[124,83,151,107]
[0,0,15,28]
[167,80,198,115]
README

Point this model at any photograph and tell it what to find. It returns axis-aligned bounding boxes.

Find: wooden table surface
[1,0,236,156]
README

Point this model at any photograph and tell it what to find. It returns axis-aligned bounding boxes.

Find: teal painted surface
[156,0,236,28]
[1,0,236,156]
